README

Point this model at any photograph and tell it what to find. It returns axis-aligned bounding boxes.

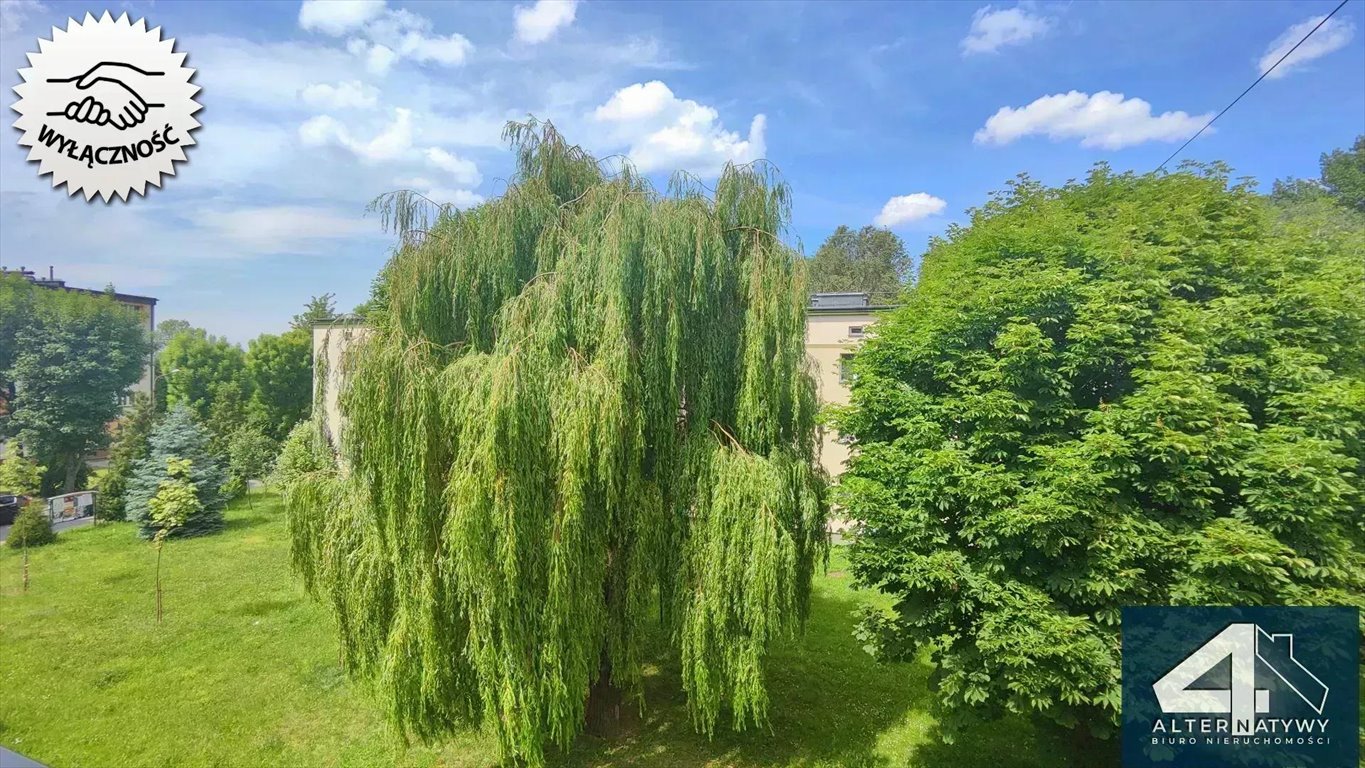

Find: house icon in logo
[1153,623,1329,735]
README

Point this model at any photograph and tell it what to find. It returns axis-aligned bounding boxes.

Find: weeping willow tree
[285,120,828,765]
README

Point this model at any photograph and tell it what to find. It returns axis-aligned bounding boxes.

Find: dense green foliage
[0,274,37,385]
[7,504,55,548]
[291,293,338,329]
[807,225,910,302]
[227,426,277,487]
[271,419,331,490]
[152,319,194,412]
[837,164,1365,740]
[98,394,157,521]
[159,311,313,447]
[245,330,312,440]
[160,329,248,424]
[0,451,44,497]
[148,458,197,543]
[1271,134,1364,212]
[284,121,828,765]
[1318,135,1365,212]
[126,406,229,539]
[202,377,261,457]
[0,278,151,492]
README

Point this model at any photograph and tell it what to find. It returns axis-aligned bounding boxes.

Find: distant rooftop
[2,265,157,306]
[808,292,896,313]
[809,292,869,309]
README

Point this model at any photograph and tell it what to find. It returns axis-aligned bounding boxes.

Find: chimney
[48,266,54,280]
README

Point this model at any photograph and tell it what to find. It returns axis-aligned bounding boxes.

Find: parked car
[0,494,30,526]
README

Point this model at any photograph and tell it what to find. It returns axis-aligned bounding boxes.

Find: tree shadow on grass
[555,588,919,767]
[907,715,1080,768]
[556,573,1071,768]
[222,512,272,533]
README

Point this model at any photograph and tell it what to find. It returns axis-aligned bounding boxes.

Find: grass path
[0,494,1064,767]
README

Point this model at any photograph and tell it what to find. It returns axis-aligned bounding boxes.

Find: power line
[1155,0,1352,172]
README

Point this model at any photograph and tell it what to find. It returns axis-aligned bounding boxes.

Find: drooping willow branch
[285,119,828,766]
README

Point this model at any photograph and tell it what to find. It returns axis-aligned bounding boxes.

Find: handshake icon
[46,61,165,131]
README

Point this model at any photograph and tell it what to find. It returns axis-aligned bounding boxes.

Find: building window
[848,325,865,338]
[839,353,856,384]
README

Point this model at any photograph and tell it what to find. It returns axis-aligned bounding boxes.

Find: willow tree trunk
[584,653,627,737]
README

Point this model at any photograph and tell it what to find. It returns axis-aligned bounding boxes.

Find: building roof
[808,291,897,314]
[310,314,368,328]
[38,282,158,306]
[2,268,156,306]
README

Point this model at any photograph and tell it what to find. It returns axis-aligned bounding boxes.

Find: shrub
[227,426,277,489]
[0,452,44,497]
[836,166,1365,743]
[270,420,330,490]
[7,504,55,548]
[126,406,229,539]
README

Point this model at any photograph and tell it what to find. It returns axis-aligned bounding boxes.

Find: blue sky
[2,0,1362,343]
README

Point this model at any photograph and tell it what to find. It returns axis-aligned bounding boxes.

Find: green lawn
[0,494,1065,767]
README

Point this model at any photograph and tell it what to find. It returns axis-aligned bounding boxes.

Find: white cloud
[0,0,45,36]
[874,194,947,227]
[514,0,579,45]
[1258,15,1354,79]
[395,177,486,209]
[592,81,766,176]
[593,80,675,121]
[400,32,473,66]
[300,108,414,162]
[365,43,397,74]
[187,34,364,111]
[299,0,386,37]
[299,110,483,200]
[962,4,1052,55]
[425,148,482,186]
[301,80,380,110]
[301,1,472,72]
[197,205,383,253]
[974,90,1211,149]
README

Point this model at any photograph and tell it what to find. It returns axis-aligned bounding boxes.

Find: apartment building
[804,292,890,476]
[4,266,158,407]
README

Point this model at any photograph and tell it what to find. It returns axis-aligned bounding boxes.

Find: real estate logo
[1122,606,1359,768]
[10,11,201,202]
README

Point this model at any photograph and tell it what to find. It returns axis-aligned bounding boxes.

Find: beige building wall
[312,322,370,448]
[124,300,156,404]
[806,310,878,477]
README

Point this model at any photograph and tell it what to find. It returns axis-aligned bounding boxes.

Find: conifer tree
[126,406,228,538]
[284,121,828,765]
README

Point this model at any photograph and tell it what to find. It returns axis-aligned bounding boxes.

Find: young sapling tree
[148,457,198,623]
